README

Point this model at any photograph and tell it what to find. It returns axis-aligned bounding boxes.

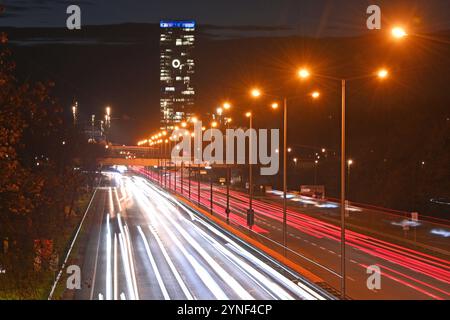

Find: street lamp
[221,106,232,223]
[72,101,78,125]
[391,27,408,39]
[314,160,319,185]
[311,91,321,99]
[245,111,255,229]
[251,81,318,253]
[308,67,389,299]
[298,68,311,79]
[347,159,353,204]
[251,88,261,98]
[377,69,389,79]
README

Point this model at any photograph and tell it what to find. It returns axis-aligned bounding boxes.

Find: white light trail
[137,226,170,300]
[147,225,194,300]
[124,225,139,299]
[106,214,112,300]
[189,202,327,300]
[114,233,118,300]
[108,187,115,217]
[117,214,140,300]
[194,225,292,300]
[137,182,253,300]
[114,188,122,212]
[118,232,136,300]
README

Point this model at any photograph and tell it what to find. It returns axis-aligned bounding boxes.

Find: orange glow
[298,68,310,79]
[391,27,407,39]
[181,122,187,128]
[311,91,320,99]
[377,69,389,79]
[223,102,231,110]
[271,102,279,109]
[245,112,252,118]
[211,121,218,128]
[250,88,261,98]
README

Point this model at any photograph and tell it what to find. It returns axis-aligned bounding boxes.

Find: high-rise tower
[160,20,195,129]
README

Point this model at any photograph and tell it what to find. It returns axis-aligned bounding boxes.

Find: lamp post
[251,73,314,250]
[188,163,191,199]
[311,68,389,299]
[225,116,232,224]
[197,164,201,205]
[245,111,254,229]
[72,101,78,125]
[347,159,353,204]
[210,172,213,214]
[218,102,233,223]
[314,160,319,185]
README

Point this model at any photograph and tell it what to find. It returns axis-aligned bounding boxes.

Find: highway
[139,167,450,300]
[70,172,329,300]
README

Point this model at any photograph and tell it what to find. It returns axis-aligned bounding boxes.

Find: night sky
[1,0,449,146]
[1,0,450,37]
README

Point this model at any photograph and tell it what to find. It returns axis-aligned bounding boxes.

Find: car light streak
[114,188,122,212]
[118,232,137,300]
[147,225,194,300]
[114,233,118,300]
[106,214,112,300]
[108,187,115,217]
[144,185,255,299]
[195,226,292,300]
[137,226,170,300]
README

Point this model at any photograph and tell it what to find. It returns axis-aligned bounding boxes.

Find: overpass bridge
[98,144,232,168]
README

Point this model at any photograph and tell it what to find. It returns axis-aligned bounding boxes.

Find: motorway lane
[141,169,450,300]
[71,172,328,300]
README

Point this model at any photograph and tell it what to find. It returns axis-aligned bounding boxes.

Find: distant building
[160,20,195,129]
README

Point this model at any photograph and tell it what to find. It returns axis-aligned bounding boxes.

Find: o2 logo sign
[172,59,182,69]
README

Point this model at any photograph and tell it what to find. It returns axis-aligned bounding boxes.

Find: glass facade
[160,20,195,129]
